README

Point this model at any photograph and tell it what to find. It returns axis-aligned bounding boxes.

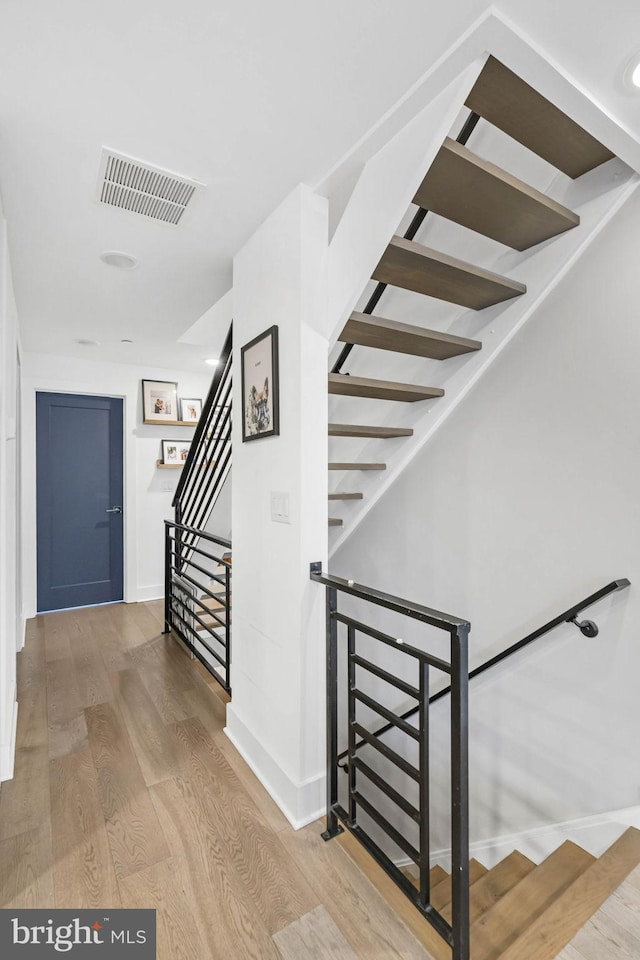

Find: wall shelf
[156,460,184,469]
[144,419,198,427]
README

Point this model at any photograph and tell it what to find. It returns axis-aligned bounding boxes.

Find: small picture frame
[162,439,192,465]
[142,379,179,423]
[179,398,202,423]
[241,325,279,442]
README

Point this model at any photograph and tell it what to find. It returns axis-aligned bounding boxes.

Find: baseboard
[225,706,325,830]
[0,698,18,783]
[132,586,164,603]
[406,805,640,871]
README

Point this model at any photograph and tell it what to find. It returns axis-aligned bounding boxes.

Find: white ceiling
[0,0,639,372]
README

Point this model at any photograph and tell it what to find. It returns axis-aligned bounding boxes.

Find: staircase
[339,827,640,960]
[327,56,619,529]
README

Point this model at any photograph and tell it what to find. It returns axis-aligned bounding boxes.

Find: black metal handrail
[310,563,470,960]
[164,520,232,692]
[174,323,232,536]
[339,578,630,767]
[331,111,480,375]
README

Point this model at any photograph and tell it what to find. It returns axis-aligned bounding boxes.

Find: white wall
[332,184,640,849]
[226,185,329,828]
[22,353,212,614]
[0,203,21,781]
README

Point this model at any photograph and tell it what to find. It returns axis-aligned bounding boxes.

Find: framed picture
[142,379,179,423]
[162,439,192,465]
[241,325,279,442]
[179,397,202,423]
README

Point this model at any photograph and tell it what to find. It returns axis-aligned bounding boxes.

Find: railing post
[163,523,172,635]
[450,623,470,960]
[225,562,232,694]
[321,583,344,841]
[418,659,430,908]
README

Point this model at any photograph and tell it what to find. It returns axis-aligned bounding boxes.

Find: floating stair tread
[328,492,363,500]
[328,373,444,403]
[201,597,227,611]
[328,462,386,471]
[430,858,488,910]
[465,56,615,179]
[339,311,482,359]
[372,236,526,310]
[414,137,580,251]
[329,423,414,438]
[496,827,640,960]
[442,849,536,925]
[328,518,343,527]
[470,839,595,960]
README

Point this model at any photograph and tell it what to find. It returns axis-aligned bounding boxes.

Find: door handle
[106,506,123,514]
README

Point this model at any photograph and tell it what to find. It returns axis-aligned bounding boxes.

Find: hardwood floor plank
[211,730,290,835]
[0,745,50,841]
[280,821,432,959]
[46,657,88,760]
[599,876,640,940]
[70,633,114,708]
[43,610,81,662]
[570,912,640,960]
[15,682,47,750]
[110,667,183,787]
[49,748,121,907]
[0,825,54,908]
[119,857,209,960]
[91,607,131,672]
[151,776,282,960]
[273,905,358,960]
[84,701,170,880]
[18,617,46,688]
[170,717,318,935]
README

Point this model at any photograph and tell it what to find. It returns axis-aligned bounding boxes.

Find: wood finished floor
[0,601,433,960]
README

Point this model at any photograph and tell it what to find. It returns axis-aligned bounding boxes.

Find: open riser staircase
[327,56,632,535]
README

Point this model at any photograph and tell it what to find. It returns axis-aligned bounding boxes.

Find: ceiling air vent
[96,148,204,226]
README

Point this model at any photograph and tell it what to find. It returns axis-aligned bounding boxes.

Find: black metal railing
[339,578,631,769]
[164,521,232,692]
[310,563,470,960]
[331,111,480,375]
[174,323,232,537]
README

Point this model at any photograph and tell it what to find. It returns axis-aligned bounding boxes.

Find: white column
[226,184,329,828]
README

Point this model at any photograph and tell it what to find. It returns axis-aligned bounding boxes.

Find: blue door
[36,392,124,612]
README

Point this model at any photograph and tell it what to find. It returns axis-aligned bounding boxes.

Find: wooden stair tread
[328,518,343,527]
[201,597,227,611]
[372,236,526,310]
[328,373,444,403]
[430,858,488,910]
[329,423,414,438]
[328,462,386,471]
[339,311,482,359]
[414,137,580,251]
[466,56,615,179]
[442,849,535,925]
[469,840,595,960]
[402,863,449,890]
[496,827,640,960]
[328,492,363,500]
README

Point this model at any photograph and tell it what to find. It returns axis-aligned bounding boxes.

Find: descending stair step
[430,858,488,911]
[328,462,386,471]
[470,839,595,960]
[372,236,526,310]
[328,492,363,500]
[403,863,449,890]
[328,518,343,527]
[442,850,535,925]
[497,827,640,960]
[329,373,444,402]
[414,137,580,250]
[339,311,482,359]
[466,56,615,179]
[329,423,414,438]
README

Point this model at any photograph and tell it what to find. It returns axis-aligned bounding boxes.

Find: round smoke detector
[100,250,138,269]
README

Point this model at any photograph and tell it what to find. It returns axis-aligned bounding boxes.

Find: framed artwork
[241,325,279,442]
[180,397,202,423]
[162,439,192,465]
[142,379,179,423]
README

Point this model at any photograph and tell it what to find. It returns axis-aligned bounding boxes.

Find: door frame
[23,384,129,618]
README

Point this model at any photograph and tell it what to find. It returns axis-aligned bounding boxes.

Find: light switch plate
[271,491,290,523]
